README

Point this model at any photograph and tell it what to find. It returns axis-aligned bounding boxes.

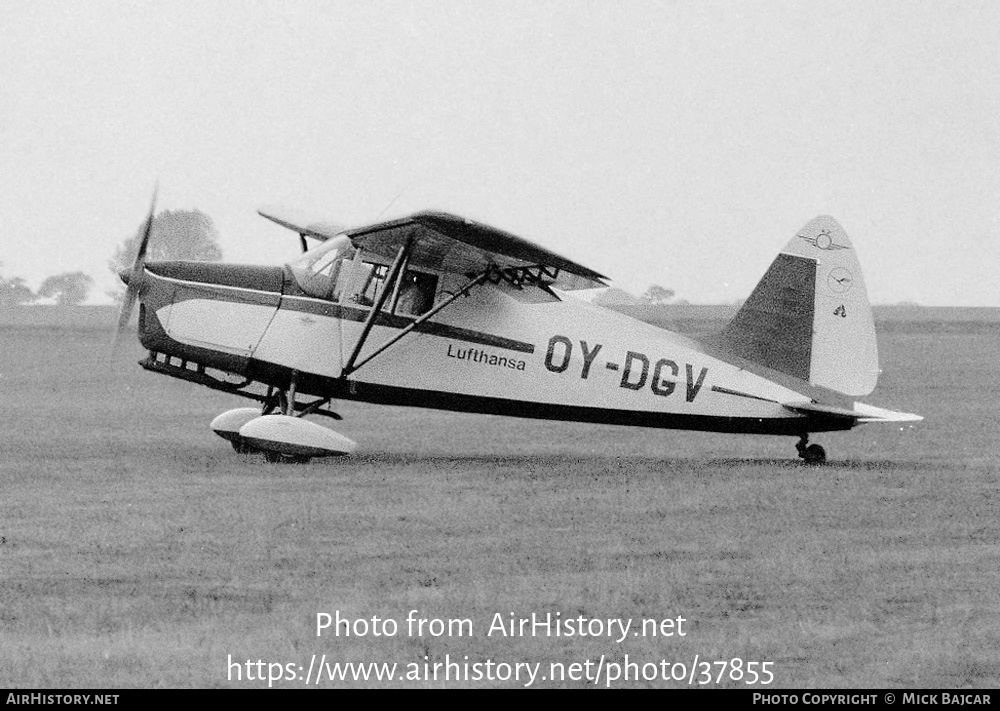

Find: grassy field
[0,314,997,688]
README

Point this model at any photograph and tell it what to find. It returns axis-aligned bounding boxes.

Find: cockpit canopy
[287,235,357,301]
[286,235,439,316]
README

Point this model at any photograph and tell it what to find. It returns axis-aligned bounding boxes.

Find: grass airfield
[0,312,997,688]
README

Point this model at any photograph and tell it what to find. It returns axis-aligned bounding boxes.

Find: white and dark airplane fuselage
[121,210,919,461]
[134,261,875,438]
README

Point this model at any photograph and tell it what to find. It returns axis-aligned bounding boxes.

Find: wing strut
[342,270,490,377]
[342,242,411,375]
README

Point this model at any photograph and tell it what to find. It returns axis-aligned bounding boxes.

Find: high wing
[259,207,607,292]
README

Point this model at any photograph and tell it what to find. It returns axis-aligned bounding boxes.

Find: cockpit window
[347,264,437,315]
[287,236,356,300]
[394,270,438,316]
[354,263,388,306]
[287,236,440,315]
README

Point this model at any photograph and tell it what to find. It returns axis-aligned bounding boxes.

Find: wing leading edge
[258,205,345,242]
[259,207,607,292]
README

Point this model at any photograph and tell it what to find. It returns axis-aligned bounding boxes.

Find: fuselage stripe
[710,385,779,403]
[156,272,536,355]
[278,295,536,354]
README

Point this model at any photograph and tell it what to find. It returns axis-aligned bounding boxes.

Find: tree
[641,284,675,304]
[37,271,94,306]
[591,287,644,307]
[0,272,36,308]
[108,209,223,297]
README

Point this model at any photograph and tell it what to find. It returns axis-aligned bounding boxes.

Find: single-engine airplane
[115,195,921,463]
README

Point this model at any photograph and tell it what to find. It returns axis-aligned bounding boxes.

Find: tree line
[0,209,222,308]
[0,269,94,307]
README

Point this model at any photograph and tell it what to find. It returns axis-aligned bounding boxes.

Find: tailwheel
[795,435,827,464]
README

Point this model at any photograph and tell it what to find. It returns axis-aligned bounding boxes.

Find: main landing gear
[224,386,304,459]
[796,435,827,464]
[210,373,357,463]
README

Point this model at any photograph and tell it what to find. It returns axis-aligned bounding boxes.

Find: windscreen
[286,236,357,300]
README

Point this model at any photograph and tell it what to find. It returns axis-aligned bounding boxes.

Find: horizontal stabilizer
[783,400,923,424]
[783,401,861,421]
[850,402,924,423]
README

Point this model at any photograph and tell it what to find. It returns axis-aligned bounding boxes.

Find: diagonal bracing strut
[342,270,490,376]
[342,242,412,375]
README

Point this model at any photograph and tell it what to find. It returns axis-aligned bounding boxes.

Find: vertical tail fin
[719,216,879,396]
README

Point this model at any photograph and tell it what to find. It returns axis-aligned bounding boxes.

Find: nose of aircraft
[143,261,285,293]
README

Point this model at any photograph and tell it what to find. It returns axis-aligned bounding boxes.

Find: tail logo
[799,230,849,251]
[828,267,854,294]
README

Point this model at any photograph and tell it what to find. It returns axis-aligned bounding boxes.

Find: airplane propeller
[113,187,158,350]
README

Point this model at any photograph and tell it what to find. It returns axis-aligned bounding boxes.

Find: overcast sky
[2,0,998,305]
